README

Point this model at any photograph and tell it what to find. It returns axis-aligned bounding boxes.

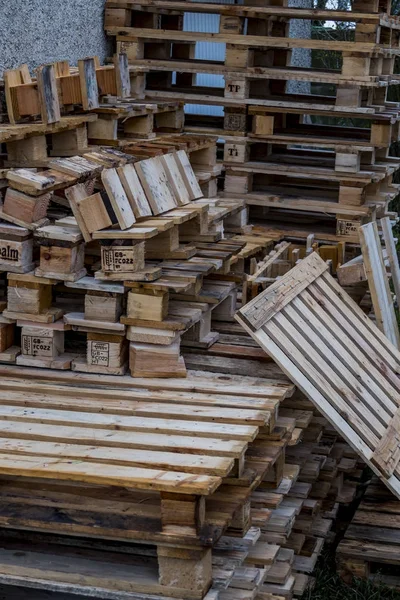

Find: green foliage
[302,551,400,600]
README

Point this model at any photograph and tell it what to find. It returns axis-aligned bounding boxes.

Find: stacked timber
[0,353,366,599]
[0,55,183,166]
[106,0,400,242]
[337,476,400,591]
[0,70,248,379]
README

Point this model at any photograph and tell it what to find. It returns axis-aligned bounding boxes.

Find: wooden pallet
[337,477,400,590]
[236,251,400,500]
[88,99,184,144]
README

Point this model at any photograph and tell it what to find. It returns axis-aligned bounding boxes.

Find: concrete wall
[0,0,109,77]
[287,0,313,95]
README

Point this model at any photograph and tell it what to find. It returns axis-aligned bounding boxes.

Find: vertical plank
[359,222,400,349]
[114,53,131,98]
[381,217,400,313]
[36,64,61,124]
[101,168,136,230]
[78,58,99,110]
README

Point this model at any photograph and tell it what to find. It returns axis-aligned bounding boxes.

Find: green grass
[302,551,400,600]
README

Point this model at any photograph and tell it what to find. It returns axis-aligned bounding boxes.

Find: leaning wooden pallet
[236,251,400,499]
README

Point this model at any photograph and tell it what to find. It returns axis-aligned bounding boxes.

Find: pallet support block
[158,546,212,593]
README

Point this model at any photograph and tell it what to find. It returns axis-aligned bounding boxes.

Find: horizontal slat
[0,454,221,495]
[0,419,246,457]
[0,393,269,425]
[0,439,234,476]
[0,406,258,441]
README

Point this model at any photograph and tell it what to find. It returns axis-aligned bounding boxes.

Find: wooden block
[21,324,64,358]
[335,153,360,174]
[85,292,123,323]
[6,135,48,165]
[129,339,186,378]
[161,492,205,535]
[88,116,118,142]
[117,164,152,218]
[338,186,364,206]
[135,157,177,215]
[158,546,212,593]
[0,236,33,273]
[127,288,168,321]
[126,326,178,345]
[252,115,275,136]
[3,188,51,225]
[0,324,14,353]
[87,332,128,369]
[224,142,248,164]
[105,8,131,27]
[101,168,136,230]
[225,45,252,68]
[51,126,89,156]
[80,192,115,236]
[101,242,145,274]
[145,226,180,258]
[225,79,249,100]
[37,243,85,281]
[7,282,52,315]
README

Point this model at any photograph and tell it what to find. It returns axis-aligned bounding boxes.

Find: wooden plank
[36,64,61,125]
[240,252,329,331]
[78,58,99,110]
[160,153,191,206]
[0,405,258,441]
[117,163,152,218]
[359,222,400,349]
[135,157,177,215]
[381,217,400,312]
[371,409,400,478]
[0,419,246,457]
[0,453,220,495]
[175,150,203,200]
[101,168,136,229]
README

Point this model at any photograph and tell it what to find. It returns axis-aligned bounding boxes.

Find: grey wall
[287,0,313,94]
[0,0,109,77]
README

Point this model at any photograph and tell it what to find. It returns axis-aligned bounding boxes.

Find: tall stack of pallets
[106,0,400,243]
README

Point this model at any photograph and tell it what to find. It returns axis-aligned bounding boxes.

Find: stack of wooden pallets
[0,354,367,599]
[337,476,400,590]
[106,0,400,242]
[0,55,183,166]
[0,131,250,378]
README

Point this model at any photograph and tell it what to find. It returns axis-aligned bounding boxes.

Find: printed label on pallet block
[22,335,53,357]
[89,341,110,366]
[101,247,142,272]
[337,220,361,237]
[0,239,32,269]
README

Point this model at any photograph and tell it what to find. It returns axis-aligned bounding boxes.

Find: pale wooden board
[160,153,191,206]
[175,150,203,200]
[78,57,99,111]
[101,168,136,230]
[117,163,152,218]
[236,251,400,500]
[360,222,400,349]
[381,217,400,317]
[134,157,177,215]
